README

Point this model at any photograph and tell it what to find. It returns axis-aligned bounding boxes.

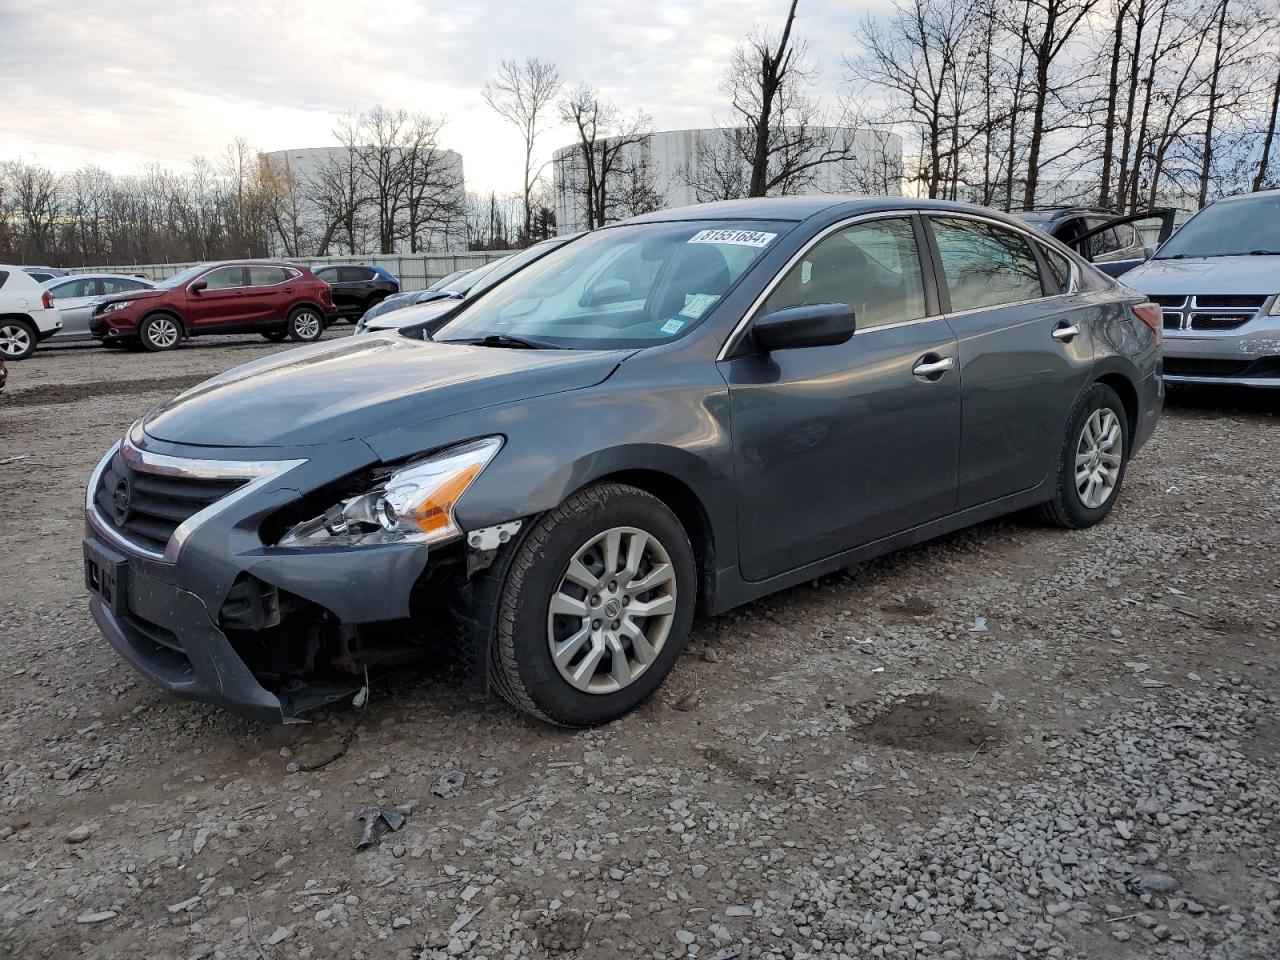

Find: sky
[0,0,883,195]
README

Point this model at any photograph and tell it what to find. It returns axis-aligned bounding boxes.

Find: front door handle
[912,355,955,381]
[1052,323,1080,342]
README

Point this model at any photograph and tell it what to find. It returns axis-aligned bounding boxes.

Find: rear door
[242,266,297,324]
[719,214,961,581]
[1072,209,1176,278]
[184,266,249,331]
[46,277,100,336]
[925,215,1096,510]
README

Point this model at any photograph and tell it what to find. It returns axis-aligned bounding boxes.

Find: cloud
[0,0,881,193]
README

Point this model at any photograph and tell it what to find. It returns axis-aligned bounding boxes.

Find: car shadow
[1165,383,1280,419]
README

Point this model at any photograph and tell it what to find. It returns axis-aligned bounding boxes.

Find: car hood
[1121,255,1280,296]
[97,289,167,305]
[142,334,632,448]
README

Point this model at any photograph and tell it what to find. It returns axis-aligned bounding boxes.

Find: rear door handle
[912,355,955,380]
[1052,323,1080,342]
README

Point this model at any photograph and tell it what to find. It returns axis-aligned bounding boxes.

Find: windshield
[1156,194,1280,259]
[433,221,783,349]
[157,265,208,289]
[465,238,575,298]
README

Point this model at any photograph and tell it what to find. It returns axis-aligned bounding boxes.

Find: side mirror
[189,280,208,293]
[751,303,855,352]
[1142,244,1157,260]
[581,278,631,307]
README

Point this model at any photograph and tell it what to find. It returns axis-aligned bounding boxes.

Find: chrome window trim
[717,210,934,360]
[85,438,305,563]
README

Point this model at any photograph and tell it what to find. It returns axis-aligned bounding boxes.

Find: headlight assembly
[101,300,135,314]
[279,437,502,548]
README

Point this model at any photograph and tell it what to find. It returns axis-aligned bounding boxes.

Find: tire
[486,483,697,727]
[138,313,181,352]
[0,319,37,361]
[1039,382,1129,529]
[287,306,324,343]
[260,330,288,342]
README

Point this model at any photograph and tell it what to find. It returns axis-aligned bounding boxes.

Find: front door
[184,266,249,331]
[719,215,961,582]
[926,215,1096,509]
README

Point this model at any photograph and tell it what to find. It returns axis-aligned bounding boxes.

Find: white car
[0,265,63,360]
[44,274,155,340]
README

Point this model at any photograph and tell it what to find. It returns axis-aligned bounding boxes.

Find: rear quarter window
[1039,245,1073,292]
[0,271,8,290]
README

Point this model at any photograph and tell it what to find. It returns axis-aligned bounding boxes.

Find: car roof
[47,273,153,282]
[623,195,1049,227]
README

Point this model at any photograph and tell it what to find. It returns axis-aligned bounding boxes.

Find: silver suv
[1122,190,1280,388]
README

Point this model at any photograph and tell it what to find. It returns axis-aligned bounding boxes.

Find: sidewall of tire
[139,313,180,352]
[0,319,37,360]
[288,307,323,342]
[1051,383,1129,528]
[497,486,697,726]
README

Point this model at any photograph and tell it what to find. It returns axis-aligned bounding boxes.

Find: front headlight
[279,437,502,548]
[102,300,135,314]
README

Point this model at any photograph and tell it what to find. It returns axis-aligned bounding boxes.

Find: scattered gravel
[1,340,1277,959]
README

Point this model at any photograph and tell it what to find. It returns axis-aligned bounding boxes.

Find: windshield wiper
[452,333,563,350]
[1246,249,1280,256]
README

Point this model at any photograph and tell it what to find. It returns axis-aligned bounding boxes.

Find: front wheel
[1039,383,1128,529]
[139,313,181,352]
[287,307,324,343]
[0,319,37,360]
[487,483,697,727]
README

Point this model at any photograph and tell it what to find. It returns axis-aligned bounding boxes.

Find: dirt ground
[0,332,1277,960]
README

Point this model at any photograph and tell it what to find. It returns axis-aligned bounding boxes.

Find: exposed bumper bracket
[465,520,523,576]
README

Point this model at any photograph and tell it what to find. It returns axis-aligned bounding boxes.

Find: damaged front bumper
[84,428,439,722]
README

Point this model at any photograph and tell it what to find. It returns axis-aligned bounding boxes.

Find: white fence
[69,251,518,292]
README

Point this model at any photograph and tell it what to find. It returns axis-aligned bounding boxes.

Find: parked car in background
[84,197,1161,726]
[312,264,399,321]
[1122,189,1280,388]
[1016,206,1174,277]
[0,265,63,359]
[22,266,70,283]
[88,260,336,352]
[357,237,582,333]
[358,262,509,325]
[45,274,156,340]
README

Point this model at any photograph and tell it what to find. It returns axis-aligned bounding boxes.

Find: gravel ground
[0,333,1277,960]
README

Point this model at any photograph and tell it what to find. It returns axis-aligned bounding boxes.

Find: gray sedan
[45,274,154,339]
[84,197,1162,727]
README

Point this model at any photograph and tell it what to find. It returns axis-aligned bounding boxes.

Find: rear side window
[100,278,147,295]
[248,266,291,286]
[338,266,375,282]
[764,217,927,330]
[931,217,1044,312]
[314,267,336,280]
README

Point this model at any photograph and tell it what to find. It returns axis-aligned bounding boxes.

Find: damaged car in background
[84,196,1162,726]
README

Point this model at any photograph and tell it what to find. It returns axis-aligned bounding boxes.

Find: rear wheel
[0,319,37,360]
[139,314,181,352]
[260,330,288,342]
[487,483,697,727]
[1039,382,1128,529]
[287,307,324,343]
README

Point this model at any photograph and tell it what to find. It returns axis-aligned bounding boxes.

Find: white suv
[0,265,63,360]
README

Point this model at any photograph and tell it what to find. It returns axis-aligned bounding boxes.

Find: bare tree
[1256,57,1280,189]
[483,58,562,242]
[557,86,653,229]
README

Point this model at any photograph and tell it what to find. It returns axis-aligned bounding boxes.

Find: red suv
[89,260,336,352]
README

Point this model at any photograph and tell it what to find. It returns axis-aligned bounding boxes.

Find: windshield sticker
[659,317,686,335]
[688,228,778,248]
[679,293,720,319]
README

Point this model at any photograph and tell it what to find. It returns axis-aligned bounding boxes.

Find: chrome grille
[1157,295,1266,332]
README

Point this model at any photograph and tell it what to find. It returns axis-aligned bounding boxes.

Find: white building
[551,127,903,234]
[261,146,467,254]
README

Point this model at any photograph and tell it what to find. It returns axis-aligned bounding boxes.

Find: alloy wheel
[1075,407,1122,509]
[146,317,179,349]
[293,311,322,340]
[0,324,31,358]
[546,526,678,695]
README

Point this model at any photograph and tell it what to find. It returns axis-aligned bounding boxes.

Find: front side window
[763,217,927,330]
[100,278,147,295]
[435,221,782,349]
[931,217,1044,312]
[202,267,246,290]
